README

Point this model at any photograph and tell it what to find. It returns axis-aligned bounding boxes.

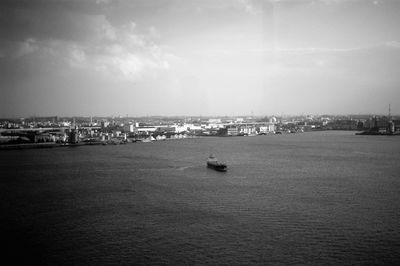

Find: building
[68,128,79,144]
[123,124,135,132]
[227,126,239,136]
[101,121,110,129]
[259,122,275,133]
[241,126,257,135]
[136,127,157,134]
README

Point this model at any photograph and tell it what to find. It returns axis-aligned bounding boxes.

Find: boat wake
[177,166,192,171]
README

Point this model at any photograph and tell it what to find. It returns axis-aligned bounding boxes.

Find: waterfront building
[185,123,202,131]
[208,118,221,124]
[156,126,176,134]
[393,120,400,133]
[174,125,187,133]
[101,121,110,129]
[227,126,239,136]
[259,122,275,133]
[123,124,135,132]
[136,127,157,134]
[68,129,79,144]
[33,133,53,143]
[241,126,257,135]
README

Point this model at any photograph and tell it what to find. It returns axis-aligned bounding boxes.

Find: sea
[1,131,400,265]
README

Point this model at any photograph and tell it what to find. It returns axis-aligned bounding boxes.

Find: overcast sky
[1,0,399,117]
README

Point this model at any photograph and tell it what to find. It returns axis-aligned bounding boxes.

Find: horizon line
[1,113,399,120]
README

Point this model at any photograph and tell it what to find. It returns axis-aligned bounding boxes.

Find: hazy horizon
[1,0,400,117]
[1,112,399,120]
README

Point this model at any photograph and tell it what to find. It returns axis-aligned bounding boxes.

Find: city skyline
[1,0,400,117]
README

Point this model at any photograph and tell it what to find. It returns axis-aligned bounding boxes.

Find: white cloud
[148,26,161,39]
[236,0,262,14]
[68,45,86,67]
[373,0,381,5]
[195,41,400,58]
[100,21,117,41]
[9,16,175,82]
[64,20,173,81]
[95,0,112,5]
[275,46,360,54]
[385,41,400,49]
[112,55,143,77]
[16,38,39,57]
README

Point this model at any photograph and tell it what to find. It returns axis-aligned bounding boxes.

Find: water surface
[1,131,400,265]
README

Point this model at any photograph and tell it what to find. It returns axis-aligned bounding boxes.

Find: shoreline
[0,141,106,150]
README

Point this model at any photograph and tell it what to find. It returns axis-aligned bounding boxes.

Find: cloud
[275,46,361,54]
[196,40,400,58]
[96,0,112,4]
[148,26,161,39]
[237,0,261,14]
[0,3,174,82]
[85,21,172,81]
[385,41,400,49]
[68,44,87,68]
[90,42,171,81]
[15,38,39,57]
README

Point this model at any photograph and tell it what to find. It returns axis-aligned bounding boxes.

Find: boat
[142,136,155,143]
[207,154,227,172]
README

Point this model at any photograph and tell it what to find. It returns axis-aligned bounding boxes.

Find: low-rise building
[227,126,239,136]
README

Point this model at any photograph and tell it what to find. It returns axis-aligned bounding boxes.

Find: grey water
[1,131,400,265]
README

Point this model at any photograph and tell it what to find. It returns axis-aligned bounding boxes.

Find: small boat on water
[207,154,227,172]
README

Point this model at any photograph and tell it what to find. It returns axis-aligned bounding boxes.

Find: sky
[1,0,400,117]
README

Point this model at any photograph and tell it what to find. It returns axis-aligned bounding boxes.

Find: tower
[388,104,394,134]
